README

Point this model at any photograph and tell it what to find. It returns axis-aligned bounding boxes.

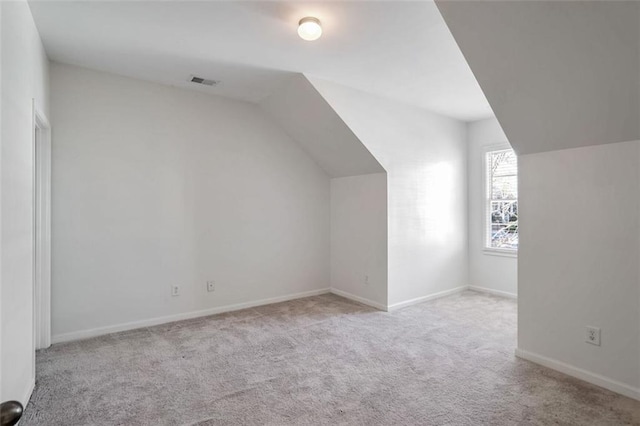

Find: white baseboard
[329,288,388,311]
[21,378,35,406]
[515,348,640,401]
[49,284,514,344]
[468,285,517,299]
[52,288,331,344]
[387,286,468,311]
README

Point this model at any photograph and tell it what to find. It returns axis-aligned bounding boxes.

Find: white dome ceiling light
[298,17,322,41]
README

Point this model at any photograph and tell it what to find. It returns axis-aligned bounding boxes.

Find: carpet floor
[23,291,640,425]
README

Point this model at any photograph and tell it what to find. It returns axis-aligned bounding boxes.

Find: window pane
[487,148,518,250]
[491,175,517,200]
[491,150,517,177]
[490,203,518,249]
[491,200,517,224]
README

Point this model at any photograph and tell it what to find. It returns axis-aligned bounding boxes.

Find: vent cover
[189,75,219,86]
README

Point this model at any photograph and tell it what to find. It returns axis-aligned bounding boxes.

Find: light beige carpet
[23,291,640,425]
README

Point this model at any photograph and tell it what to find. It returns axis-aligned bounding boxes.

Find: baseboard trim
[52,288,331,344]
[515,348,640,401]
[387,286,468,311]
[468,285,517,299]
[329,288,388,311]
[21,378,35,406]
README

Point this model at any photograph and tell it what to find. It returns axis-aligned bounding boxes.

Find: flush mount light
[298,17,322,41]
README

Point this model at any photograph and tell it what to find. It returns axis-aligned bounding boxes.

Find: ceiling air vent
[189,75,219,87]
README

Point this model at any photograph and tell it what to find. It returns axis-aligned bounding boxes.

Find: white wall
[0,0,3,404]
[50,63,330,340]
[467,118,517,297]
[0,0,50,405]
[309,78,468,307]
[330,173,387,309]
[0,0,3,402]
[518,140,640,398]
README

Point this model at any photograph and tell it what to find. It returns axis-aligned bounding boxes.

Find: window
[485,147,518,251]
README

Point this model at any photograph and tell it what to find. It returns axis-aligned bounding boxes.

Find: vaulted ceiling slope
[260,74,384,178]
[436,1,640,155]
[28,0,491,121]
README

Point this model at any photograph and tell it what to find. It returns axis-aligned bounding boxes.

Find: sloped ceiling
[260,74,384,178]
[28,0,491,121]
[436,1,640,155]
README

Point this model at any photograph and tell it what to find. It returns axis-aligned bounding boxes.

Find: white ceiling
[437,0,640,154]
[29,0,493,121]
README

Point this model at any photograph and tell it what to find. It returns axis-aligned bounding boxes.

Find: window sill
[483,248,518,258]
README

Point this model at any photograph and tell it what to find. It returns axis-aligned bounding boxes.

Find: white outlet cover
[171,285,180,297]
[585,326,601,346]
[207,281,215,292]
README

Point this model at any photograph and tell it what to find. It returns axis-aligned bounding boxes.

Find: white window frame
[482,143,518,257]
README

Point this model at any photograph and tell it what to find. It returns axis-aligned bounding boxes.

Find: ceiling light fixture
[298,17,322,41]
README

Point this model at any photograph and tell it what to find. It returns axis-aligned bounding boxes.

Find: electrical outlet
[364,275,370,286]
[171,285,180,297]
[207,281,215,292]
[585,326,601,346]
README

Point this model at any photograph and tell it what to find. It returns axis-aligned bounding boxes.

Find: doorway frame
[33,99,51,351]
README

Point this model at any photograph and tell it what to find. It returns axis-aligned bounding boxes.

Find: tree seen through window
[487,149,518,250]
